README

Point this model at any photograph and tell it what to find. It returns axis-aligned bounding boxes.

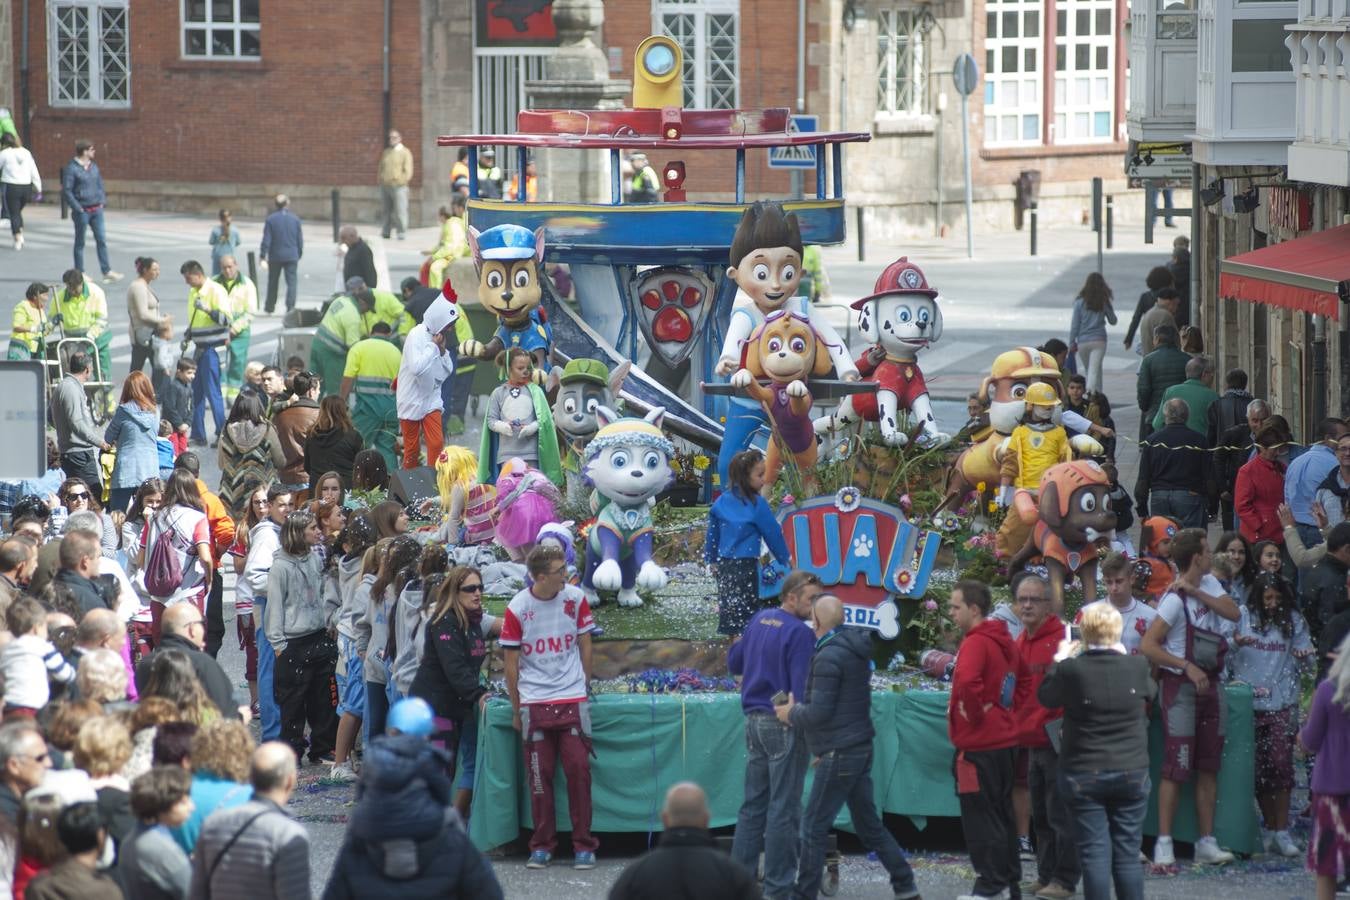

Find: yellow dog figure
[730,309,833,485]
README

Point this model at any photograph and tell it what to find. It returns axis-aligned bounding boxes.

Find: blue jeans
[1149,489,1206,529]
[254,597,281,741]
[72,207,111,275]
[191,346,225,442]
[1058,767,1149,900]
[718,401,768,487]
[794,744,918,900]
[732,713,809,898]
[364,678,390,751]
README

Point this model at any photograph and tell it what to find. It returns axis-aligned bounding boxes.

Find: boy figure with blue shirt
[727,569,822,899]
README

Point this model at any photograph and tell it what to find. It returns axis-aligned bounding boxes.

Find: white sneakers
[12,234,22,250]
[328,761,358,783]
[1194,836,1235,865]
[1152,835,1175,866]
[1263,829,1301,858]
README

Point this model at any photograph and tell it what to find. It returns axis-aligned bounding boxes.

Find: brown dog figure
[730,309,832,485]
[1025,459,1117,615]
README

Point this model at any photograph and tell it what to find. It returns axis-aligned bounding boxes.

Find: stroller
[43,315,114,425]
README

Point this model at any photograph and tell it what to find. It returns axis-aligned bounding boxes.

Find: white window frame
[877,9,929,117]
[1053,0,1116,144]
[47,0,130,109]
[180,0,260,61]
[654,0,740,110]
[984,0,1044,147]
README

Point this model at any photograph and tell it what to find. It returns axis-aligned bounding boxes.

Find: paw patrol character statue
[1021,460,1118,614]
[730,310,832,485]
[714,202,857,487]
[581,407,675,608]
[553,358,631,503]
[459,223,551,382]
[1000,383,1073,520]
[815,258,949,449]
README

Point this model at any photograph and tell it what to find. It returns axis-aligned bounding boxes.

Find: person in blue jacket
[706,448,793,636]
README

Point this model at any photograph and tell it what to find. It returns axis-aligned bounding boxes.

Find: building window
[182,0,260,60]
[1054,0,1115,142]
[877,9,928,116]
[655,0,739,109]
[48,0,130,108]
[984,0,1042,145]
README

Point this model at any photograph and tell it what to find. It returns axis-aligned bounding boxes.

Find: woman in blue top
[706,449,793,636]
[208,208,241,276]
[105,370,162,514]
[1068,272,1118,395]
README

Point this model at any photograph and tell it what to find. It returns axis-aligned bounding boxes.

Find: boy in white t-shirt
[1076,553,1160,656]
[500,543,597,871]
[1140,529,1242,868]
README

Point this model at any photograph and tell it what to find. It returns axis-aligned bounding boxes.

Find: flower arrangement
[907,595,955,650]
[623,667,738,694]
[668,443,712,487]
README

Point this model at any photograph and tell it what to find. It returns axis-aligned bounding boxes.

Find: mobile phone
[771,690,789,706]
[1068,624,1082,643]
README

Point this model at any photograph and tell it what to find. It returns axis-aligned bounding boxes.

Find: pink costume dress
[494,467,562,550]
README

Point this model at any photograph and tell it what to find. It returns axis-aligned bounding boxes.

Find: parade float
[441,33,1258,859]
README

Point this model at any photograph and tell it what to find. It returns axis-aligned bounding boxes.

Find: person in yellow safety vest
[53,268,110,381]
[340,321,403,471]
[309,287,375,403]
[628,152,660,203]
[8,282,50,361]
[422,195,470,288]
[216,254,257,401]
[183,259,232,445]
[365,287,412,340]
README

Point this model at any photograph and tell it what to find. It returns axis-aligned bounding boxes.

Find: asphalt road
[5,204,1317,898]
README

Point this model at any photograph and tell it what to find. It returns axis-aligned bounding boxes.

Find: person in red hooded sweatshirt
[1011,572,1078,900]
[948,579,1022,900]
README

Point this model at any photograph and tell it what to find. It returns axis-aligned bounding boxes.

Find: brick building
[3,0,1132,240]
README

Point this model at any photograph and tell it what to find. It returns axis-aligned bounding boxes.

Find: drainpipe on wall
[1312,313,1327,425]
[19,0,30,140]
[793,0,806,201]
[382,0,392,138]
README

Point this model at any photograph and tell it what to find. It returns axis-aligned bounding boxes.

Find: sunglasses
[65,491,90,501]
[461,583,484,593]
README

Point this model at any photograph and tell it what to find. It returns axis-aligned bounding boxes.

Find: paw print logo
[640,276,703,343]
[852,535,875,558]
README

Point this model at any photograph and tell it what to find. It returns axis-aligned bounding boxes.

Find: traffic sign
[952,54,979,97]
[1125,140,1193,188]
[768,115,819,169]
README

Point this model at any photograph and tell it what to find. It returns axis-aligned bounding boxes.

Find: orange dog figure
[730,309,833,484]
[1024,460,1118,615]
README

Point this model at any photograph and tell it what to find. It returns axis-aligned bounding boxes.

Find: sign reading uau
[778,493,942,639]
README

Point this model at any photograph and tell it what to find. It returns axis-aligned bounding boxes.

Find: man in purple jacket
[727,569,823,899]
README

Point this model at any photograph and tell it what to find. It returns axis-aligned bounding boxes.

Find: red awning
[1218,223,1350,320]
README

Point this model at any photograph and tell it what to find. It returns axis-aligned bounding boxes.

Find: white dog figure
[815,257,950,449]
[580,407,674,608]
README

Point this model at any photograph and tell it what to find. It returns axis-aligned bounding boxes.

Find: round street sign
[952,53,979,97]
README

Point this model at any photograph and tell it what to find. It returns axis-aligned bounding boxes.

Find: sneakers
[1152,835,1175,866]
[1019,834,1035,861]
[327,762,357,783]
[1273,830,1301,858]
[573,851,596,870]
[12,234,22,250]
[526,850,551,869]
[955,891,1009,900]
[1035,885,1074,900]
[1194,835,1235,865]
[102,270,124,283]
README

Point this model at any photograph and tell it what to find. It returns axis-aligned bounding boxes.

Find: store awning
[1218,223,1350,320]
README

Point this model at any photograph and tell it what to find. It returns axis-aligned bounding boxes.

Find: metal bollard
[331,189,340,243]
[1029,207,1038,256]
[856,206,865,261]
[1106,196,1114,249]
[247,251,259,288]
[60,191,68,220]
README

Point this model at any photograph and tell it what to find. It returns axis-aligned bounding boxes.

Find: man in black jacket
[340,226,378,289]
[1302,523,1350,638]
[1205,369,1252,449]
[1214,399,1269,531]
[608,783,761,900]
[777,595,922,900]
[1135,398,1214,528]
[52,531,110,616]
[134,602,242,720]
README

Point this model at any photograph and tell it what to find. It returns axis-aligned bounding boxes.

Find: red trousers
[400,412,443,470]
[521,701,597,854]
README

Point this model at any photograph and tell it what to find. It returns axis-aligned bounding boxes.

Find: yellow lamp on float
[633,35,684,110]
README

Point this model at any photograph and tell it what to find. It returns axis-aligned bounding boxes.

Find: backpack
[144,510,189,599]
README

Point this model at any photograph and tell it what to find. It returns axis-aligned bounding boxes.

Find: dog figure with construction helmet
[1000,382,1073,520]
[816,257,949,448]
[552,357,632,505]
[1017,459,1118,614]
[459,223,551,383]
[581,406,674,608]
[730,309,834,485]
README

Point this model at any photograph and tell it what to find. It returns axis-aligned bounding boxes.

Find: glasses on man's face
[461,583,484,594]
[546,567,567,578]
